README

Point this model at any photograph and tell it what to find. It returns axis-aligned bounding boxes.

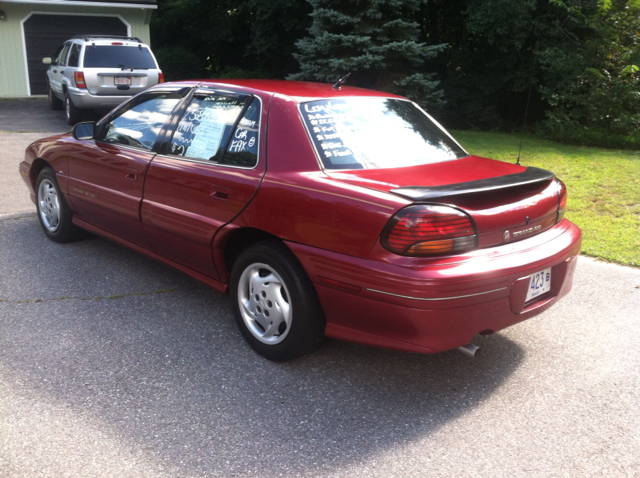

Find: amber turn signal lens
[74,71,87,89]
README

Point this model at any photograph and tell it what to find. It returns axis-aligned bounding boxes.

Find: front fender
[21,134,73,199]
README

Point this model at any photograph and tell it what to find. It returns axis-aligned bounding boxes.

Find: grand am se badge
[513,225,542,238]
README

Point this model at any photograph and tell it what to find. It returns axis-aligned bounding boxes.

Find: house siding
[0,1,152,97]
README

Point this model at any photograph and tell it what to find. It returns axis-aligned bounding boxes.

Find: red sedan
[19,80,582,361]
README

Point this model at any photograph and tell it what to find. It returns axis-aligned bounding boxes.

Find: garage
[23,13,128,95]
[0,1,156,98]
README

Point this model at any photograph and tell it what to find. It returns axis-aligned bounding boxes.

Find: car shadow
[1,217,525,477]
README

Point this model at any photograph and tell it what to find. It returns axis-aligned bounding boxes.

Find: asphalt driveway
[0,98,70,216]
[0,97,70,133]
[1,98,639,477]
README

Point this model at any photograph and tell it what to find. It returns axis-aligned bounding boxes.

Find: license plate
[526,267,551,302]
[114,76,131,86]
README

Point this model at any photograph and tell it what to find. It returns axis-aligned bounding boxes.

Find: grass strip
[452,130,640,267]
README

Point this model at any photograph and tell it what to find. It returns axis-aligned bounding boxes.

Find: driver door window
[100,93,182,150]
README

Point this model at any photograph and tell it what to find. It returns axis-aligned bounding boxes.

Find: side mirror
[72,122,95,141]
[42,57,52,65]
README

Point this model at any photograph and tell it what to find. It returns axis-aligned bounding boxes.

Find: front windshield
[299,98,468,170]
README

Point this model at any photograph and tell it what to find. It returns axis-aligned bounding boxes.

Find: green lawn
[451,130,640,268]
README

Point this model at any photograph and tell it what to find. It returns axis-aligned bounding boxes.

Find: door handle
[125,168,138,182]
[210,185,229,201]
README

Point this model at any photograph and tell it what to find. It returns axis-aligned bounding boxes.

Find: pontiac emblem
[503,230,511,242]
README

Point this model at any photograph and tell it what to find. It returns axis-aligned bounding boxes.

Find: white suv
[43,35,164,125]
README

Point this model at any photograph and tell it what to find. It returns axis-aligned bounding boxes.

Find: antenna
[332,73,351,90]
[516,38,540,166]
[516,82,534,166]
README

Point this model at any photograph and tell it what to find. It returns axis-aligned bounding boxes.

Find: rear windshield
[83,45,157,69]
[299,98,468,170]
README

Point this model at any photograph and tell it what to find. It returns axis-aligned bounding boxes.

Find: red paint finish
[141,154,264,278]
[20,134,72,199]
[327,155,527,191]
[21,79,583,357]
[67,139,155,246]
[183,79,405,101]
[236,171,404,258]
[288,220,581,353]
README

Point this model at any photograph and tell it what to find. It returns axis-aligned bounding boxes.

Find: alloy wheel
[237,263,292,345]
[38,178,61,232]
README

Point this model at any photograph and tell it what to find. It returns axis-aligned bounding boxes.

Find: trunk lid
[326,155,560,248]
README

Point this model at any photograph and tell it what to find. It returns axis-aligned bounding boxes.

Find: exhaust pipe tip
[457,342,481,358]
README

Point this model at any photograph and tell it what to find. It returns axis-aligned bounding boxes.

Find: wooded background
[150,0,640,149]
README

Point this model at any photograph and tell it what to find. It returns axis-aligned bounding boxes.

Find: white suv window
[56,43,71,66]
[83,45,157,69]
[68,44,81,68]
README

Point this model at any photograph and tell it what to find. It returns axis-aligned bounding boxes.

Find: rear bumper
[68,87,132,110]
[287,219,582,354]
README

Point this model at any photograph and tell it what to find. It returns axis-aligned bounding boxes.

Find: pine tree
[288,0,447,109]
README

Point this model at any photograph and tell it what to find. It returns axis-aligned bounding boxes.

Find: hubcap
[38,178,61,232]
[237,263,292,344]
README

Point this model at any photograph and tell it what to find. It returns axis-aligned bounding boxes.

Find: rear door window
[68,43,81,68]
[222,98,261,167]
[169,93,253,164]
[56,43,71,66]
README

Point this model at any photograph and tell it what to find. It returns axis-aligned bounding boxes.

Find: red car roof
[166,79,405,101]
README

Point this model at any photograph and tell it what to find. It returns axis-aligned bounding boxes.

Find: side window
[56,43,71,66]
[221,98,261,167]
[169,94,247,162]
[52,44,64,64]
[68,44,81,68]
[100,93,182,150]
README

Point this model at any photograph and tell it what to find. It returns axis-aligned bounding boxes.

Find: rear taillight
[159,71,165,83]
[381,205,477,256]
[556,179,567,223]
[74,71,86,89]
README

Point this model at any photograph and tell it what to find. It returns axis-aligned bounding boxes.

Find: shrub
[154,46,204,81]
[539,120,640,150]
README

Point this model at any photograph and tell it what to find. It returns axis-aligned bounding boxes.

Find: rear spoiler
[390,166,555,201]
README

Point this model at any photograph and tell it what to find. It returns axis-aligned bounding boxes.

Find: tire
[230,241,325,361]
[64,92,83,125]
[36,167,83,243]
[48,86,63,110]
